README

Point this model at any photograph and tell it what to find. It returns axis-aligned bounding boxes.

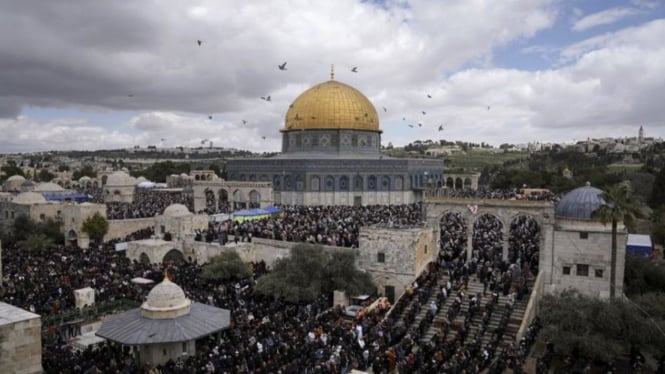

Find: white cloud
[2,1,664,153]
[572,7,639,32]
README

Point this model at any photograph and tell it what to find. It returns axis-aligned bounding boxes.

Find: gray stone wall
[0,304,42,374]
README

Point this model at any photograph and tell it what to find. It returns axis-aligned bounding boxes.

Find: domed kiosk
[96,277,230,366]
[548,182,627,298]
[225,71,443,206]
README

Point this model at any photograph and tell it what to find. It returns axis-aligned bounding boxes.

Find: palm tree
[592,183,643,299]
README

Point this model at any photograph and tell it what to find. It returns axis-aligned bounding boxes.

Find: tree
[19,233,54,252]
[37,169,55,182]
[201,250,251,281]
[592,183,643,299]
[321,250,375,296]
[81,212,109,243]
[649,166,665,208]
[538,290,664,362]
[255,244,375,303]
[72,164,97,180]
[0,163,24,184]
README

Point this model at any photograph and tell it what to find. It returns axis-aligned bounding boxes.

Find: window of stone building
[39,214,45,221]
[57,210,61,217]
[562,266,571,275]
[377,252,385,263]
[160,225,166,234]
[577,264,589,276]
[4,210,7,219]
[595,269,604,278]
[424,245,428,254]
[10,211,15,219]
[579,232,589,239]
[182,342,187,353]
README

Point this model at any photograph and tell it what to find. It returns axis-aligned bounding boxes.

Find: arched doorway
[67,230,78,247]
[205,188,216,213]
[218,189,229,213]
[439,211,467,263]
[163,249,185,265]
[248,190,260,208]
[139,252,151,265]
[472,213,503,263]
[233,189,246,209]
[509,215,540,276]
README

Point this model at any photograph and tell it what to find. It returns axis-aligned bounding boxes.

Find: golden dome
[284,80,380,132]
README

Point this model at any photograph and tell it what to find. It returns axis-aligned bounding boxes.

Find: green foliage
[72,164,97,180]
[538,290,664,361]
[36,169,55,182]
[255,244,375,303]
[649,167,665,208]
[2,215,63,246]
[0,163,24,184]
[650,205,665,247]
[592,183,643,298]
[19,233,55,252]
[201,250,252,281]
[130,161,191,183]
[624,254,665,296]
[81,212,109,243]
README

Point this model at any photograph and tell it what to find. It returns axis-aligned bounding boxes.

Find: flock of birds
[133,40,494,146]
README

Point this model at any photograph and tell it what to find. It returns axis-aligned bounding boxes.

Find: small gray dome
[556,183,605,220]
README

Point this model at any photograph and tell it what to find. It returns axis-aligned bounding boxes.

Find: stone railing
[515,271,545,342]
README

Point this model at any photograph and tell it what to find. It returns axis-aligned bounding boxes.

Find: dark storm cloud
[0,1,274,118]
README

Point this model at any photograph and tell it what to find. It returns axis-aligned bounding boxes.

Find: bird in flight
[421,111,426,115]
[408,124,414,128]
[261,96,271,101]
[161,138,165,142]
[418,123,422,127]
[351,66,358,73]
[278,62,287,70]
[262,136,266,140]
[427,94,432,98]
[487,105,491,111]
[127,94,134,97]
[208,115,213,120]
[382,106,387,112]
[438,125,444,131]
[197,40,202,46]
[242,120,247,125]
[201,139,209,144]
[402,117,406,121]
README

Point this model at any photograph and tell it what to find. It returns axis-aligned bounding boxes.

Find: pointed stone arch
[472,213,504,262]
[509,213,541,275]
[233,189,246,209]
[163,248,185,265]
[249,190,261,208]
[439,211,468,261]
[139,252,151,264]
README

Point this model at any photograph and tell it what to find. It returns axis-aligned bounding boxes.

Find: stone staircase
[419,277,529,350]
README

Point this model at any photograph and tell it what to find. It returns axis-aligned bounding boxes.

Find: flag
[467,204,478,214]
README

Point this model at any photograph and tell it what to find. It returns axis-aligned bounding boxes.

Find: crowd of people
[104,189,194,220]
[219,204,424,248]
[0,183,565,372]
[432,187,561,202]
[2,223,541,373]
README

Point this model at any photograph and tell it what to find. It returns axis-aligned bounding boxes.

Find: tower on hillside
[639,125,644,145]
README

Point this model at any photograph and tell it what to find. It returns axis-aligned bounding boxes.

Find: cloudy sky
[1,0,664,154]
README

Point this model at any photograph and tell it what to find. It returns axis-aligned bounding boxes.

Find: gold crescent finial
[330,64,334,80]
